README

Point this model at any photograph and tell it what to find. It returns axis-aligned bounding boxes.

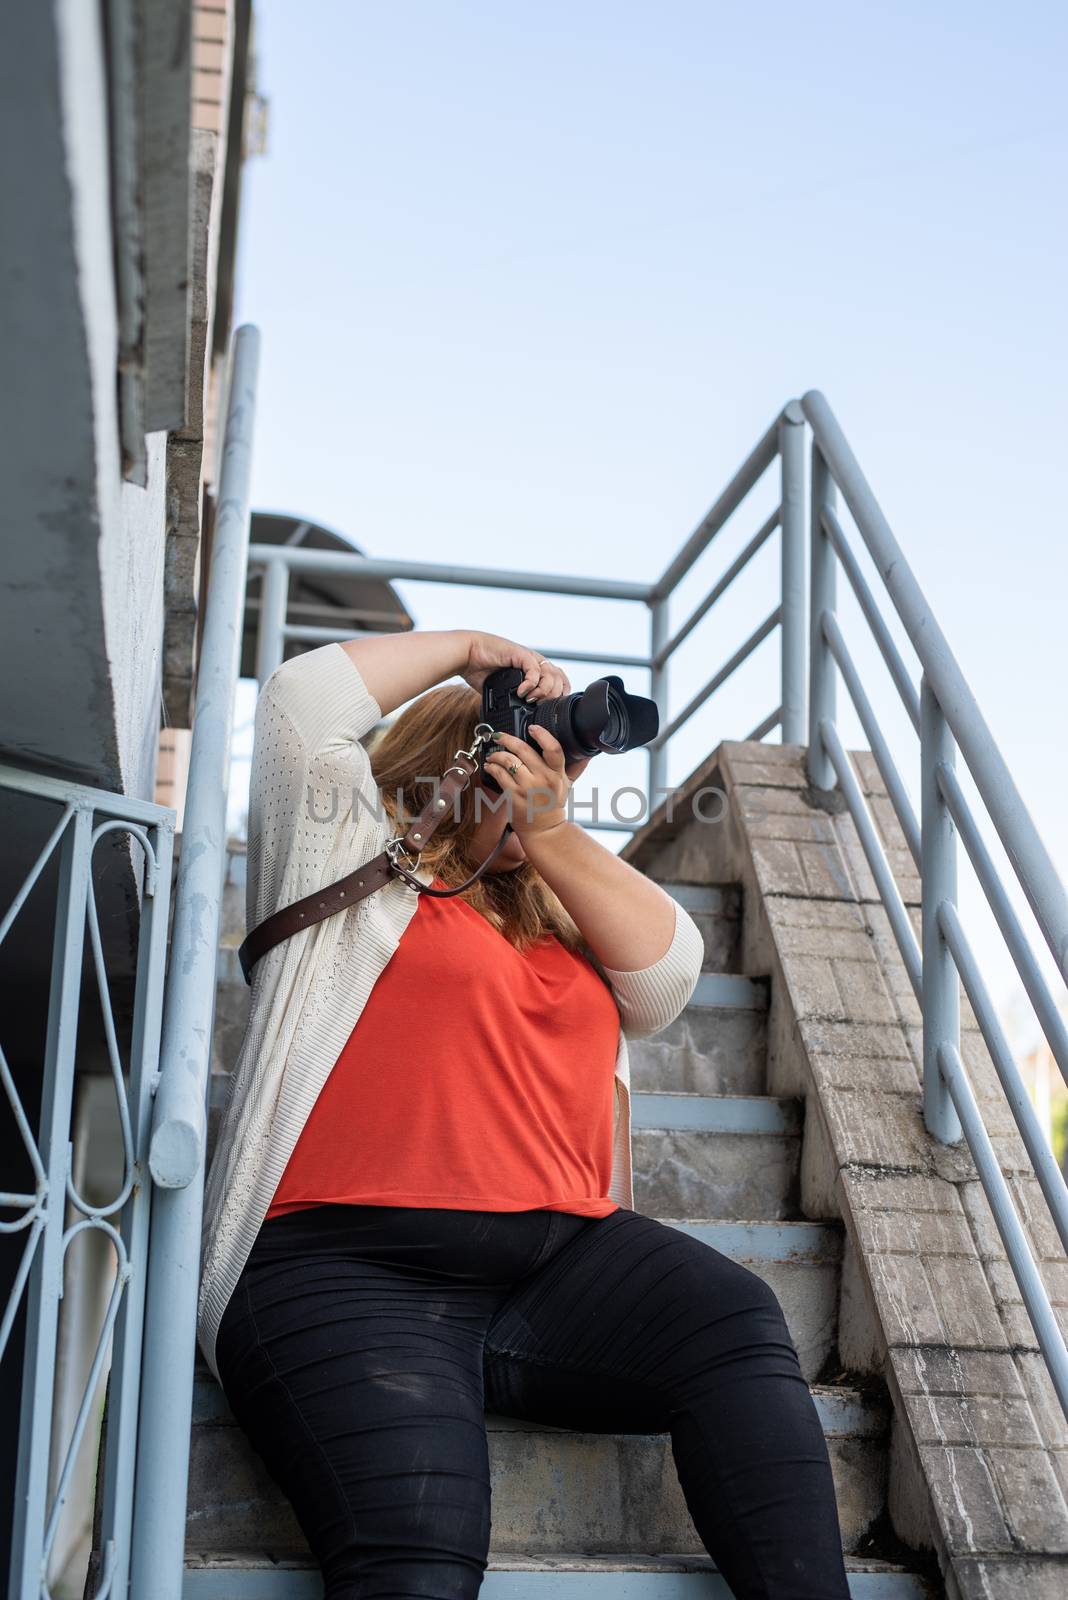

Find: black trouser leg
[483,1207,851,1600]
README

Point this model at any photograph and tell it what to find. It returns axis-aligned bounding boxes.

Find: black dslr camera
[477,666,659,794]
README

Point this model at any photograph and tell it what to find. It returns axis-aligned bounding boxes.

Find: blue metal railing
[801,389,1068,1420]
[0,767,174,1600]
[128,326,261,1599]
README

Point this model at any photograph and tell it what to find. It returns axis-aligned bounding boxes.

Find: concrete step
[631,1093,801,1220]
[658,882,743,974]
[628,972,770,1098]
[187,1380,885,1561]
[184,1552,938,1598]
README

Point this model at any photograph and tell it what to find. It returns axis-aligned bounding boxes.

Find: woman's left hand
[482,727,592,836]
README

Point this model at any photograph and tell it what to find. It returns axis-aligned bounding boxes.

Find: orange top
[265,878,623,1219]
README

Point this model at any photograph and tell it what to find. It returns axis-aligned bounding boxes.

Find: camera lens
[599,694,628,751]
[572,681,625,754]
[479,665,658,775]
[531,696,575,754]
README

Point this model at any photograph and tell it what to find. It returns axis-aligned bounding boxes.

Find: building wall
[0,0,247,799]
[56,0,172,800]
[0,4,185,803]
[0,1,162,798]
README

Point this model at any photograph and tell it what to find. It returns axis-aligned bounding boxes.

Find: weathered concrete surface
[632,1118,800,1220]
[623,740,1068,1600]
[162,128,225,725]
[628,984,769,1096]
[183,1549,939,1595]
[187,1376,888,1558]
[659,882,744,973]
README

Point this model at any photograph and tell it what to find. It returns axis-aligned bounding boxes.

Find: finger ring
[508,762,520,777]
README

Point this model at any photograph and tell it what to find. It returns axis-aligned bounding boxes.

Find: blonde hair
[368,683,596,961]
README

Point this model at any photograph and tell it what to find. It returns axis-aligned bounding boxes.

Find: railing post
[255,557,289,684]
[130,326,260,1600]
[648,597,669,806]
[806,442,837,789]
[778,401,806,744]
[921,674,962,1143]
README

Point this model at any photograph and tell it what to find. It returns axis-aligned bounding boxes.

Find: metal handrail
[821,610,920,865]
[939,1041,1068,1418]
[653,507,780,668]
[803,389,1068,983]
[652,607,782,749]
[802,390,1068,1424]
[129,326,261,1600]
[649,412,783,597]
[937,762,1068,1088]
[821,505,921,730]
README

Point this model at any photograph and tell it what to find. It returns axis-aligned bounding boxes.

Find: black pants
[215,1203,850,1600]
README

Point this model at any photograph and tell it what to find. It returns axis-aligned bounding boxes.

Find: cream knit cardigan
[197,644,705,1382]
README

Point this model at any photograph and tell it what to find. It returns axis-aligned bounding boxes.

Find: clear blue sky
[231,0,1067,1022]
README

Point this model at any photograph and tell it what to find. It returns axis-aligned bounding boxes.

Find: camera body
[477,666,659,793]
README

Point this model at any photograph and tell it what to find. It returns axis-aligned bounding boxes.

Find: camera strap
[237,722,509,986]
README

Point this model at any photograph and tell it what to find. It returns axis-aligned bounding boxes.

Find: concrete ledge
[184,1551,940,1598]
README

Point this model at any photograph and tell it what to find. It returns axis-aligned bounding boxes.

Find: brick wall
[192,1,232,135]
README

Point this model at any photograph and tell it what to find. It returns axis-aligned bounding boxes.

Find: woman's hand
[485,720,682,972]
[339,630,569,720]
[482,726,591,835]
[460,633,570,703]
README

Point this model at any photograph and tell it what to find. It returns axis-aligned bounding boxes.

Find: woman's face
[465,777,527,870]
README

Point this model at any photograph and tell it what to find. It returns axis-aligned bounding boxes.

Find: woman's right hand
[459,632,571,703]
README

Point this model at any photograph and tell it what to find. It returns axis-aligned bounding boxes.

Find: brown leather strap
[237,746,500,985]
[396,751,481,854]
[238,849,395,984]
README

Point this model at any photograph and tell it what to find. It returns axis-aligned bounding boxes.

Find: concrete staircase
[184,871,941,1597]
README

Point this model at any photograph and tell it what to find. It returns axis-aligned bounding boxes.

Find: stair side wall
[624,740,1068,1600]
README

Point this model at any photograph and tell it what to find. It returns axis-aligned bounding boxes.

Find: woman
[198,628,850,1600]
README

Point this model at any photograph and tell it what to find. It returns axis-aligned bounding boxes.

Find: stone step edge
[658,883,739,914]
[479,1385,885,1440]
[183,1552,936,1599]
[631,1091,800,1135]
[689,972,768,1011]
[665,1218,842,1263]
[193,1379,880,1439]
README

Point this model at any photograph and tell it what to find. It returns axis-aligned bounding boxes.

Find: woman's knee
[687,1249,797,1352]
